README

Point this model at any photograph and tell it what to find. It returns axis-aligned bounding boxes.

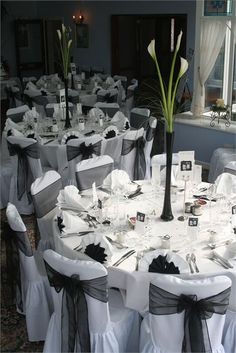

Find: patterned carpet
[0,209,44,353]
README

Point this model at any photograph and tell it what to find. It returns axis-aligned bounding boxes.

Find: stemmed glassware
[206,183,217,240]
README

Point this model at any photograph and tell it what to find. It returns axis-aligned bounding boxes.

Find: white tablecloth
[53,181,236,313]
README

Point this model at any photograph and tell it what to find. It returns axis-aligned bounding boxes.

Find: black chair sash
[130,113,149,129]
[8,141,39,202]
[121,136,146,180]
[149,283,231,353]
[76,162,114,191]
[32,178,62,218]
[5,223,33,312]
[7,111,25,123]
[44,261,108,353]
[67,140,102,162]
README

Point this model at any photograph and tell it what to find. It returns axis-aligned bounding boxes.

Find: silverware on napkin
[112,250,135,267]
[212,251,233,269]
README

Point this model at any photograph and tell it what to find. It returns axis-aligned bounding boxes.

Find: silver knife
[212,251,233,269]
[112,250,135,267]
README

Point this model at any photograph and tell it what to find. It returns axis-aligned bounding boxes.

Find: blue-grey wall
[2,0,196,90]
[174,121,236,164]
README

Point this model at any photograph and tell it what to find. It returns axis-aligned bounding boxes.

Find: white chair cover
[75,155,114,190]
[31,171,62,251]
[45,102,74,117]
[140,275,231,353]
[102,133,123,169]
[208,147,236,183]
[120,127,145,180]
[7,135,43,214]
[66,134,104,186]
[43,249,140,353]
[144,116,157,179]
[125,83,138,113]
[215,172,236,195]
[151,153,179,186]
[94,102,120,117]
[130,107,150,129]
[6,105,30,123]
[224,161,236,176]
[222,310,236,353]
[6,203,52,341]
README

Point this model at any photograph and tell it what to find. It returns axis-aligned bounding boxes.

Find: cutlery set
[112,250,136,267]
[186,253,200,273]
[207,251,233,269]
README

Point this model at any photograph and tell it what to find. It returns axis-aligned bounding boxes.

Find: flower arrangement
[212,98,229,112]
[147,31,188,133]
[57,24,72,80]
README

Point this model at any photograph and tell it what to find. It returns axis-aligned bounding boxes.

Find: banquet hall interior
[1,0,236,352]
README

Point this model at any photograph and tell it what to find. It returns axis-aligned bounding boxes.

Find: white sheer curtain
[192,19,227,116]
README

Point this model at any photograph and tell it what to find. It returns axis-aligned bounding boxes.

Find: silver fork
[186,254,194,273]
[105,236,128,249]
[191,253,200,273]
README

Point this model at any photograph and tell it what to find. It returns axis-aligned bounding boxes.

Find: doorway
[111,14,187,83]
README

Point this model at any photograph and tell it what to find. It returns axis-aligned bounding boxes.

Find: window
[193,0,235,122]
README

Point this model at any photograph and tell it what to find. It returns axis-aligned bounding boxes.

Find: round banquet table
[52,181,236,314]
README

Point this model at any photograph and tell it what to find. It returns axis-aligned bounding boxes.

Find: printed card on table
[59,89,66,108]
[70,63,77,75]
[178,151,195,181]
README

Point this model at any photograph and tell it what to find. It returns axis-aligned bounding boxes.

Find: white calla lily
[57,30,61,41]
[147,39,156,62]
[176,30,183,51]
[179,57,188,78]
[62,23,66,33]
[147,30,188,133]
[68,39,72,49]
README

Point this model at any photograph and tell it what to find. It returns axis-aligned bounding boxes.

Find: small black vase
[64,78,71,129]
[161,132,174,221]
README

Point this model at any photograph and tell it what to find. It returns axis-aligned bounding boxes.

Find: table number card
[232,205,236,215]
[178,151,195,181]
[77,103,82,115]
[59,89,66,108]
[232,205,236,231]
[135,211,146,234]
[70,63,77,75]
[188,217,198,227]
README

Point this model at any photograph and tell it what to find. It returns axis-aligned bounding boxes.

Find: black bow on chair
[104,130,116,139]
[121,136,146,180]
[7,141,39,202]
[149,283,231,353]
[67,140,102,162]
[44,261,108,353]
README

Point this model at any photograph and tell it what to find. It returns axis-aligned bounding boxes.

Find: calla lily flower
[179,57,188,78]
[57,24,72,79]
[57,30,61,41]
[147,39,157,62]
[147,30,188,133]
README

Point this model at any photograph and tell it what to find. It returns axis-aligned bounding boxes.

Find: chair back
[102,133,124,169]
[7,135,43,214]
[215,172,236,194]
[149,275,231,352]
[43,249,110,338]
[6,105,30,123]
[76,155,114,190]
[125,83,138,113]
[31,171,62,250]
[66,134,103,185]
[94,102,120,117]
[130,107,150,129]
[120,127,145,180]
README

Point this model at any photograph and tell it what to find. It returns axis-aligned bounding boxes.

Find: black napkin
[27,133,36,139]
[7,129,13,136]
[41,90,47,96]
[57,216,65,233]
[84,130,95,137]
[104,130,116,139]
[148,255,180,274]
[125,121,130,130]
[84,243,107,264]
[65,135,78,144]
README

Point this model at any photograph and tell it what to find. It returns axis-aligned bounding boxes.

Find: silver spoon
[186,253,194,273]
[191,253,199,273]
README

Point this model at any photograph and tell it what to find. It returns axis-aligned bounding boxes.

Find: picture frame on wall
[76,24,89,48]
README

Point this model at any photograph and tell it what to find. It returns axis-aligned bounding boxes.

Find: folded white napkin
[60,210,89,234]
[105,76,115,86]
[8,128,24,137]
[215,173,236,195]
[57,185,91,211]
[103,169,136,193]
[110,111,129,130]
